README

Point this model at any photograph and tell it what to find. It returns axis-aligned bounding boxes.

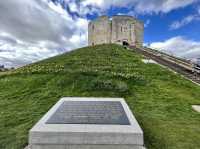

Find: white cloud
[69,2,79,12]
[198,6,200,14]
[135,0,197,14]
[0,0,88,68]
[57,0,197,17]
[0,0,198,68]
[170,14,200,30]
[80,0,197,14]
[144,19,151,28]
[150,36,200,60]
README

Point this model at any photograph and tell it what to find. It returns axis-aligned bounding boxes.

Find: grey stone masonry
[88,15,144,47]
[29,97,144,149]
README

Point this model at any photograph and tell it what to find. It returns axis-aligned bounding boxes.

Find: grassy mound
[0,44,200,149]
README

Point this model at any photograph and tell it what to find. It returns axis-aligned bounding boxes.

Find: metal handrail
[141,46,200,74]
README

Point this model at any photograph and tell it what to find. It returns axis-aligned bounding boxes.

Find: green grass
[0,44,200,149]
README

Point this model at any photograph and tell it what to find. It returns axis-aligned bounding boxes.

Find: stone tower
[88,15,144,47]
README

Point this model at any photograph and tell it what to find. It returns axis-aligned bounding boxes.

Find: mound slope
[0,44,200,149]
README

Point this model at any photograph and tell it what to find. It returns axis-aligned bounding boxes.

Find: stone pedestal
[29,97,144,149]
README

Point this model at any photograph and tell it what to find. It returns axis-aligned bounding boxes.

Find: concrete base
[26,145,147,149]
[192,105,200,112]
[30,145,145,149]
[29,97,144,149]
[24,145,30,149]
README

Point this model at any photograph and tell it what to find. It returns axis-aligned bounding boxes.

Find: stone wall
[88,16,111,46]
[134,21,144,47]
[111,16,135,46]
[88,15,144,47]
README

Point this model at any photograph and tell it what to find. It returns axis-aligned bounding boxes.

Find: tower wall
[88,15,144,47]
[111,16,136,46]
[88,16,111,46]
[134,21,144,47]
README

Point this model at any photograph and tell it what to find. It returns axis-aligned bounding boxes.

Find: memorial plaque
[29,98,144,149]
[46,101,130,125]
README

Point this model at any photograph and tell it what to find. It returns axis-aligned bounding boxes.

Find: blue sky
[0,0,200,67]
